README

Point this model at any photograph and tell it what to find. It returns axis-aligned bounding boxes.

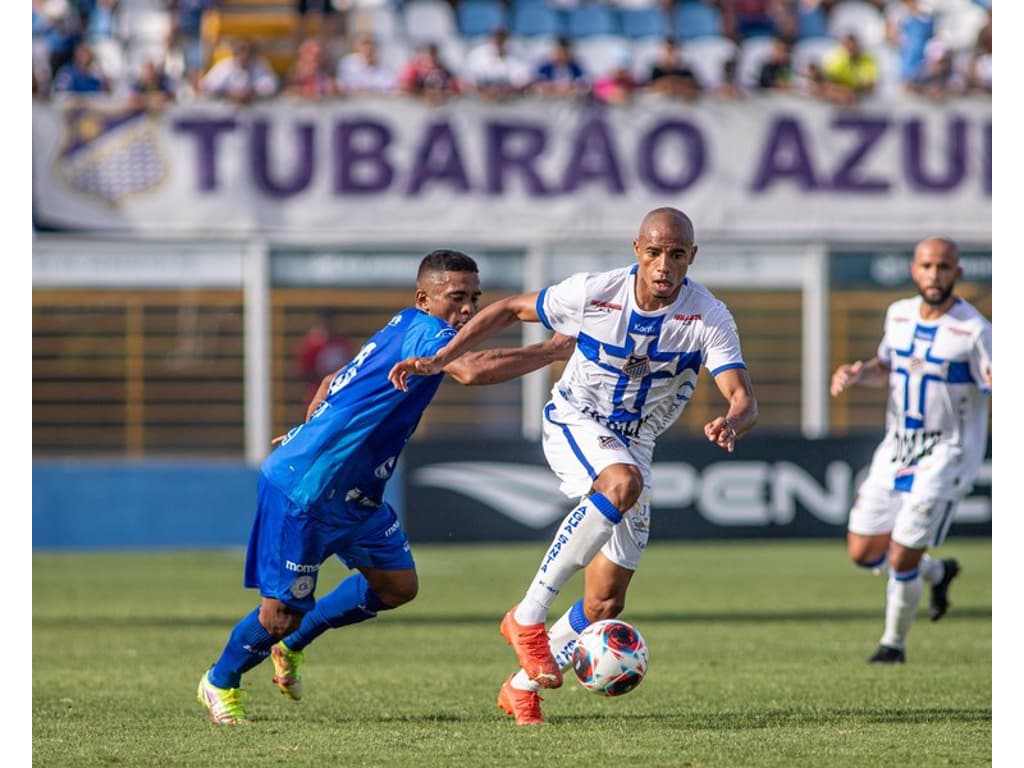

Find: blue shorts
[244,474,415,611]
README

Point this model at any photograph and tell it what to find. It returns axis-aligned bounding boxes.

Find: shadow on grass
[32,606,993,629]
[255,706,991,728]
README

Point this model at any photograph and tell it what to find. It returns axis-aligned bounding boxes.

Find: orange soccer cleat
[497,675,546,725]
[499,605,563,689]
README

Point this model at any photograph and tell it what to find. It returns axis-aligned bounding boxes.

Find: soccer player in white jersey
[831,236,992,664]
[390,207,759,724]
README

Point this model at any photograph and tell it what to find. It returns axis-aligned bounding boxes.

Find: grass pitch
[33,540,991,767]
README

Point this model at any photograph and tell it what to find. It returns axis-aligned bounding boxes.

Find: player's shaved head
[914,236,960,264]
[416,249,478,289]
[637,207,695,245]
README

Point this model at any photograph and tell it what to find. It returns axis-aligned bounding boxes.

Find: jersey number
[328,342,377,395]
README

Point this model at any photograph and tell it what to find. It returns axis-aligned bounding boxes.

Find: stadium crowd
[32,0,992,106]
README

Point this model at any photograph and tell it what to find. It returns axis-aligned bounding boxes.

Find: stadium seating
[827,0,886,49]
[510,0,565,39]
[795,4,830,40]
[403,0,460,45]
[933,0,989,50]
[619,7,669,40]
[574,34,630,77]
[457,0,509,38]
[566,3,619,39]
[791,36,838,79]
[674,2,724,41]
[737,35,779,88]
[349,5,402,42]
[682,35,739,89]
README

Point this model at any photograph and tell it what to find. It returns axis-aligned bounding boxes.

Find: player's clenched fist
[830,360,863,397]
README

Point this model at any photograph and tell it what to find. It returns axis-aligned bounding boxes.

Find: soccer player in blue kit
[197,249,573,724]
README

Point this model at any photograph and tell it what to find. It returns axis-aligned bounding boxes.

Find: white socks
[514,492,621,626]
[880,568,923,649]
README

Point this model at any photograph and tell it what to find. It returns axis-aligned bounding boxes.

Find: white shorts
[847,480,959,550]
[541,395,653,571]
[847,437,966,549]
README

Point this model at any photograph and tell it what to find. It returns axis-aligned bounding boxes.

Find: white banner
[32,95,991,243]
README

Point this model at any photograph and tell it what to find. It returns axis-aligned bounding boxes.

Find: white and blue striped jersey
[536,265,746,447]
[261,307,456,516]
[871,295,992,493]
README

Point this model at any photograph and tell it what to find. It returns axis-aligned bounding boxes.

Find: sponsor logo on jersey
[435,328,457,339]
[375,456,397,479]
[290,575,315,599]
[286,560,320,573]
[947,327,973,336]
[388,314,403,326]
[599,435,624,450]
[589,300,623,312]
[623,354,651,379]
[673,313,702,324]
[890,429,941,466]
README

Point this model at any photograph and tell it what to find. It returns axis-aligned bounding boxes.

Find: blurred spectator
[963,8,991,95]
[398,42,461,103]
[167,0,219,89]
[285,36,340,99]
[128,55,179,107]
[35,0,84,79]
[199,38,279,103]
[532,38,589,99]
[711,56,745,99]
[84,0,119,42]
[294,0,339,45]
[757,37,793,90]
[909,38,963,101]
[463,27,534,101]
[646,38,702,101]
[592,49,638,106]
[814,32,877,104]
[721,0,796,44]
[51,40,111,94]
[885,0,935,90]
[295,311,354,405]
[337,33,398,95]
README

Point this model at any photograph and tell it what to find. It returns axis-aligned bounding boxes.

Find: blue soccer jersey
[261,307,456,518]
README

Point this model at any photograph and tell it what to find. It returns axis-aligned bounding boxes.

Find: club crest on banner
[57,105,167,205]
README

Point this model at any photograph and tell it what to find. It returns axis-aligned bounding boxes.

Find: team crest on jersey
[598,435,624,450]
[290,575,315,599]
[623,354,651,379]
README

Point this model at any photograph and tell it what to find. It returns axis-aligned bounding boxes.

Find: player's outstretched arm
[445,333,575,386]
[830,357,890,396]
[388,292,541,391]
[704,367,758,454]
[271,370,338,445]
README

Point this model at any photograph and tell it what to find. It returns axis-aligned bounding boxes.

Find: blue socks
[283,573,389,652]
[208,575,391,688]
[209,607,275,689]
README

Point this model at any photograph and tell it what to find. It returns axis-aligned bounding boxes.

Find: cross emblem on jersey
[892,324,950,429]
[584,312,701,422]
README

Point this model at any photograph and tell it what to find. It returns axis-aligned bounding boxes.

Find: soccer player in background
[390,208,759,724]
[830,236,991,664]
[197,250,574,724]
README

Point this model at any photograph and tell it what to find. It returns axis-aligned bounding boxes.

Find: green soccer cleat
[271,642,306,700]
[197,670,249,725]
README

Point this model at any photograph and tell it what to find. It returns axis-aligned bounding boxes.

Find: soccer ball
[571,619,648,696]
